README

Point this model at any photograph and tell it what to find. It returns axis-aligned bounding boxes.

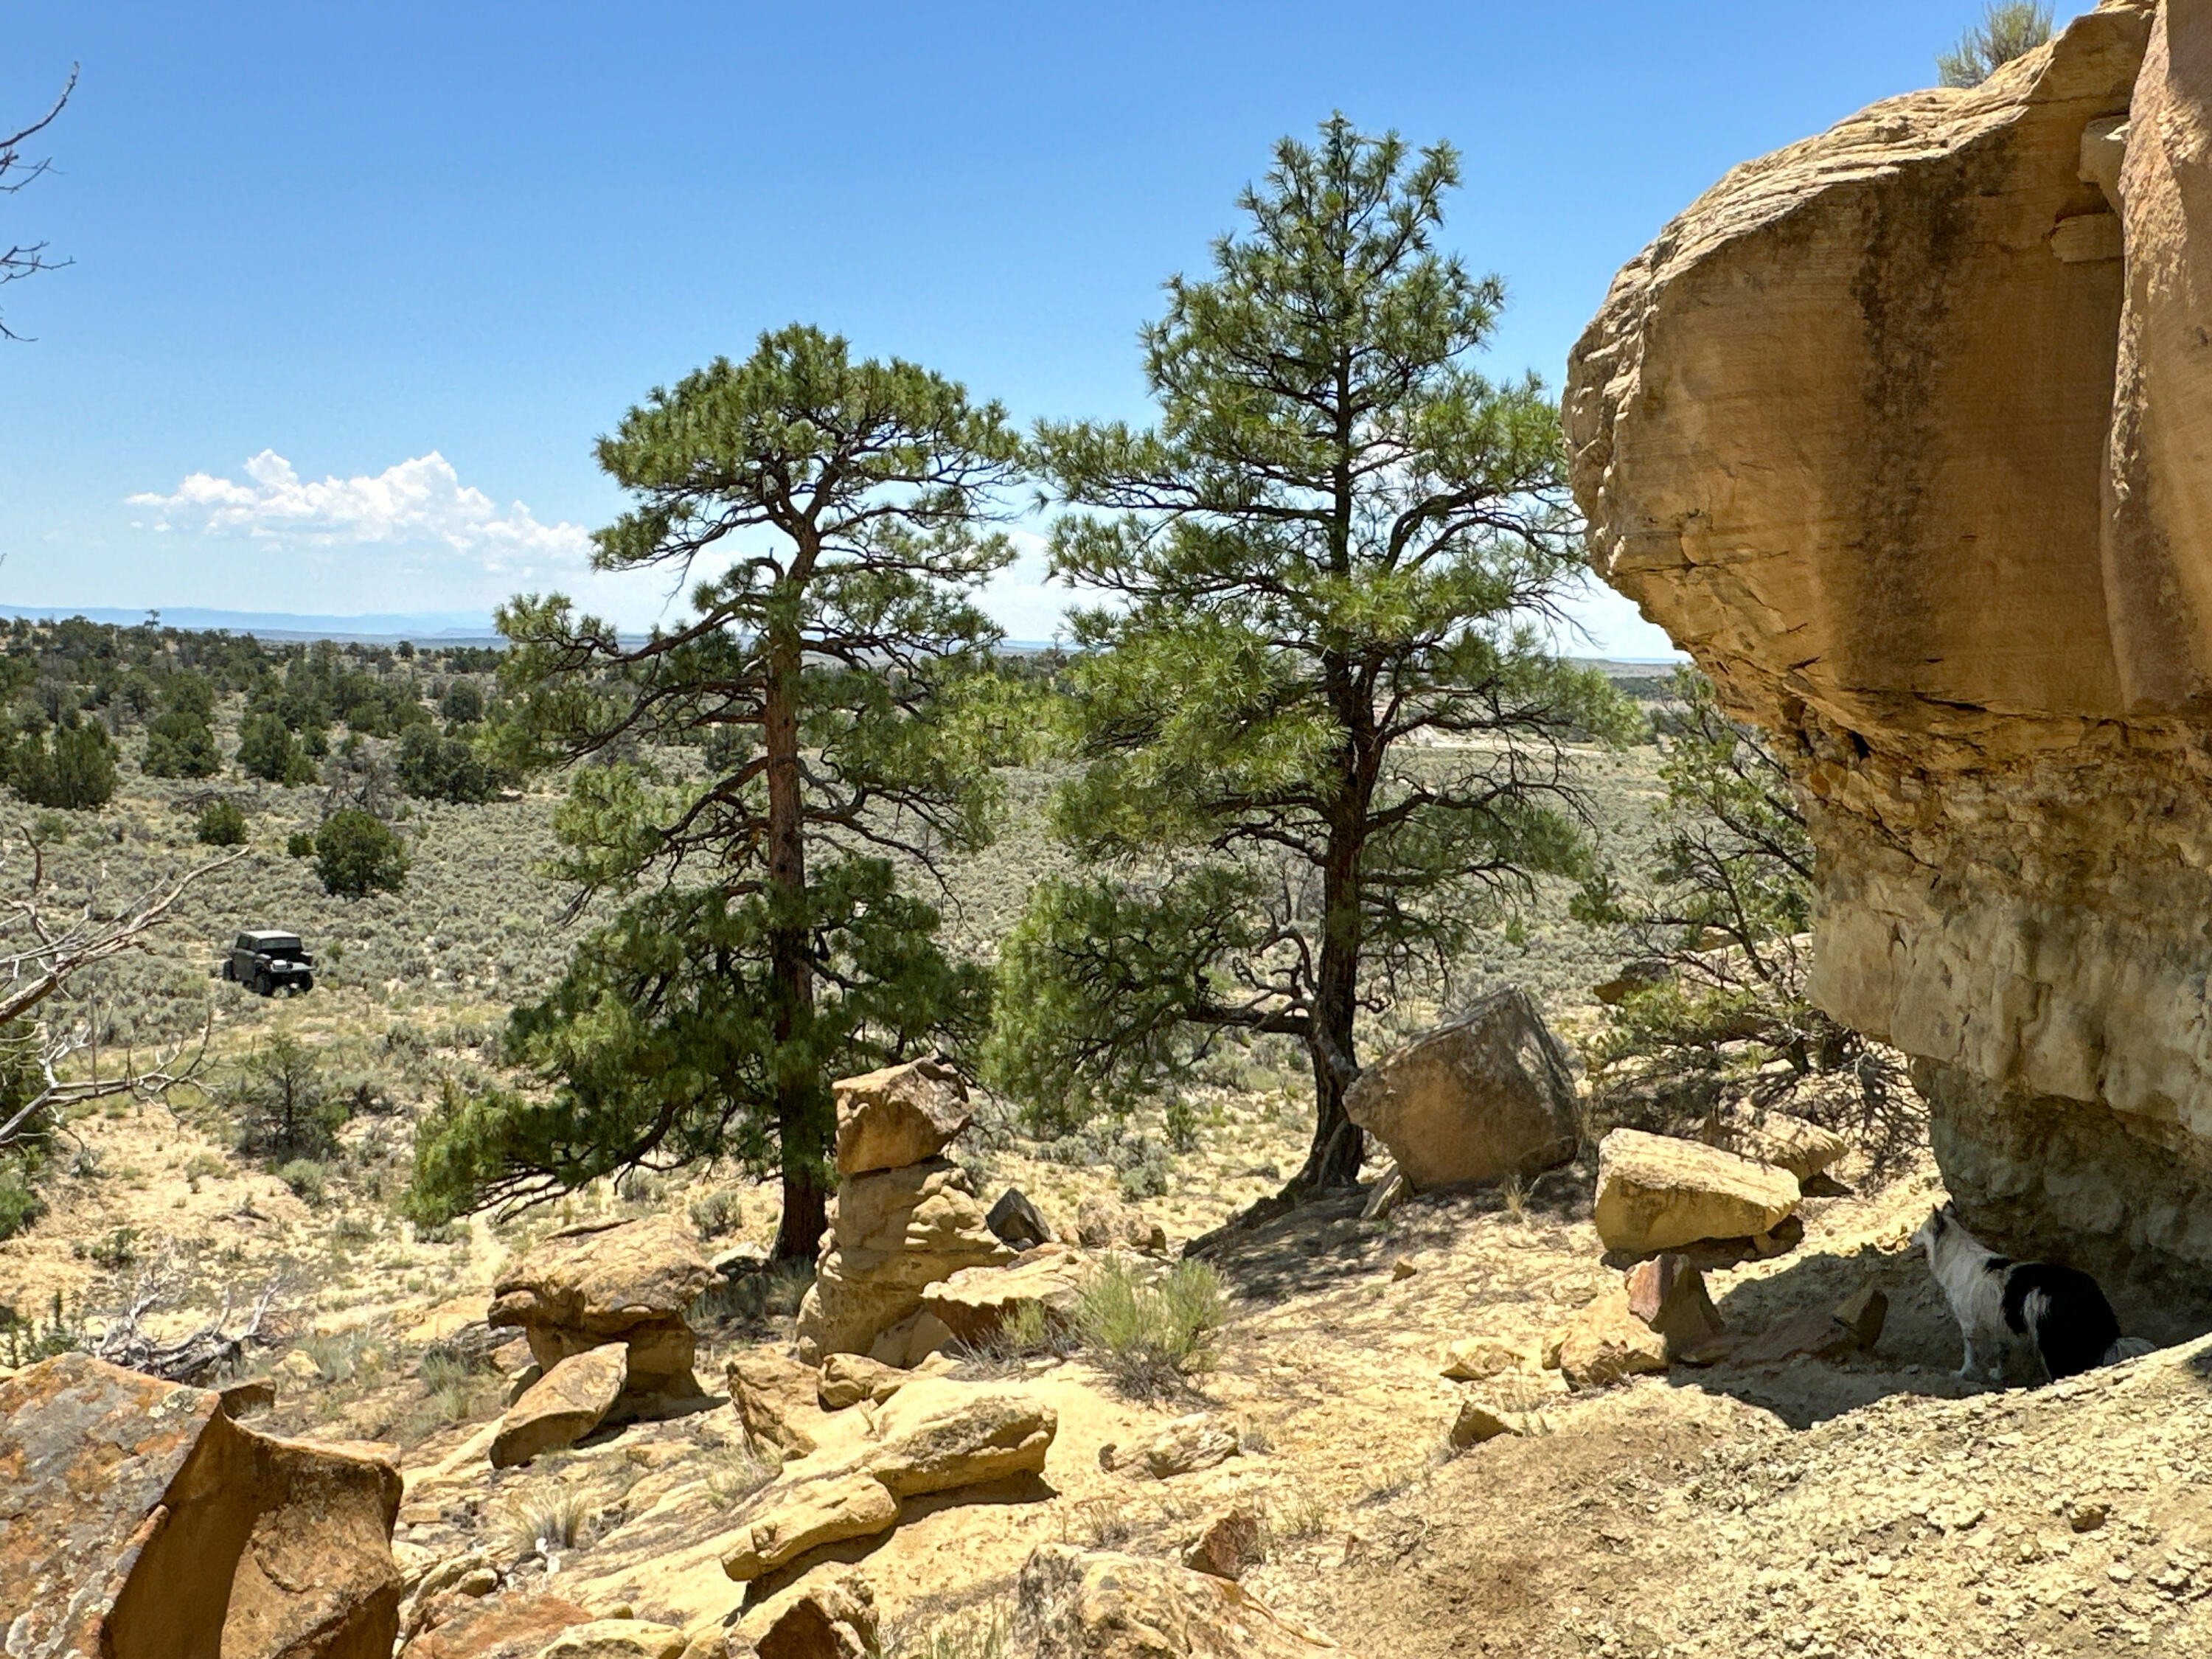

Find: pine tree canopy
[990,116,1632,1192]
[413,325,1026,1255]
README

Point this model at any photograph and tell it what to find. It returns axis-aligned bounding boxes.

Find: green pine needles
[410,325,1023,1256]
[987,116,1631,1192]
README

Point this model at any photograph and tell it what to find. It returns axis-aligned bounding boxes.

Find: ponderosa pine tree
[989,116,1627,1195]
[408,326,1020,1259]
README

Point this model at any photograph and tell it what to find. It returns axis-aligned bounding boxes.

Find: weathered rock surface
[1014,1544,1340,1656]
[1341,988,1581,1192]
[490,1343,627,1469]
[922,1244,1091,1343]
[1593,1129,1800,1256]
[833,1057,973,1177]
[817,1353,907,1410]
[1565,0,2212,1297]
[1099,1413,1241,1481]
[398,1591,594,1659]
[1557,1290,1670,1390]
[796,1158,1014,1364]
[488,1217,713,1406]
[1074,1196,1167,1253]
[1180,1508,1265,1582]
[1,1352,404,1659]
[535,1619,689,1659]
[1725,1113,1849,1185]
[728,1345,828,1456]
[720,1380,1056,1581]
[739,1567,881,1659]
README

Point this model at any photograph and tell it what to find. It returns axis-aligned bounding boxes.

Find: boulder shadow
[1663,1239,2212,1430]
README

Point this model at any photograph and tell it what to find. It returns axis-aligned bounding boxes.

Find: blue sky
[0,2,2069,653]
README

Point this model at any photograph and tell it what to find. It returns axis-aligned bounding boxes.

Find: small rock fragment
[1182,1506,1266,1581]
[1448,1397,1521,1449]
[987,1187,1054,1249]
[818,1353,906,1411]
[1101,1413,1241,1480]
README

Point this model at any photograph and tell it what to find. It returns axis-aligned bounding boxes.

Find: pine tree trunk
[763,622,829,1263]
[1295,829,1366,1190]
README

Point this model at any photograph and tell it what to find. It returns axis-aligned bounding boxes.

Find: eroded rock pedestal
[1566,0,2212,1319]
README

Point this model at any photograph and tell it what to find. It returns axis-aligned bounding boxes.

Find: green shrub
[313,809,409,899]
[285,830,315,858]
[276,1158,328,1202]
[10,723,118,809]
[195,797,247,846]
[396,726,505,803]
[230,1030,348,1161]
[1074,1256,1228,1399]
[238,712,317,785]
[142,712,220,779]
[687,1187,745,1240]
[0,1158,43,1241]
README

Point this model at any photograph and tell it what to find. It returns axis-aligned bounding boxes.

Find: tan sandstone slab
[832,1057,973,1176]
[490,1343,627,1470]
[1593,1129,1800,1256]
[720,1380,1057,1582]
[921,1245,1092,1343]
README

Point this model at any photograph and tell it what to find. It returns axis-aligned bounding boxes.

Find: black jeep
[222,930,316,996]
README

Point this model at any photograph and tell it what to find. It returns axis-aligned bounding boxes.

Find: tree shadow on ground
[1191,1165,1591,1312]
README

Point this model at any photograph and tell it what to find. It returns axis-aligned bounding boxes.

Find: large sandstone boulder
[1013,1544,1340,1656]
[833,1057,973,1177]
[1593,1129,1800,1256]
[795,1159,1014,1363]
[921,1244,1091,1343]
[1342,989,1581,1192]
[489,1217,713,1407]
[1564,0,2212,1303]
[490,1343,627,1470]
[1,1352,403,1659]
[720,1379,1056,1582]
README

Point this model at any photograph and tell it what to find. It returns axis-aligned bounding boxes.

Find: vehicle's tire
[296,975,314,995]
[253,973,271,997]
[220,961,234,982]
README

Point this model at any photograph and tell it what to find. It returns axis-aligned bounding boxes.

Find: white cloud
[129,450,594,580]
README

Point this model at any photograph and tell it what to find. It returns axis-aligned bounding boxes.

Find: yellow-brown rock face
[0,1353,403,1659]
[1567,0,2212,1306]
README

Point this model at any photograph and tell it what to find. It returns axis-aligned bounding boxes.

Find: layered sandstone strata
[1566,0,2212,1310]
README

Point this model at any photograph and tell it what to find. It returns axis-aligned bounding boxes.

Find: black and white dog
[1910,1204,2149,1382]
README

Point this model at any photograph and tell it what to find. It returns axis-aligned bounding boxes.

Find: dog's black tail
[2002,1263,2122,1380]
